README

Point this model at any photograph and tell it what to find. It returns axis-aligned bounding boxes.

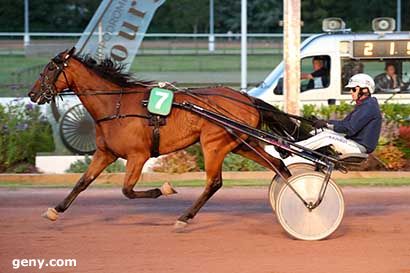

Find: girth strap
[96,113,150,123]
[149,115,166,157]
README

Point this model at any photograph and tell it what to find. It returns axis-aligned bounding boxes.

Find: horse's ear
[65,47,76,60]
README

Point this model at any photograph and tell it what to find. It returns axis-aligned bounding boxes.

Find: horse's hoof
[160,182,177,196]
[42,208,59,221]
[173,220,188,232]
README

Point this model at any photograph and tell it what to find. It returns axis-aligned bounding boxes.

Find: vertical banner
[76,0,165,71]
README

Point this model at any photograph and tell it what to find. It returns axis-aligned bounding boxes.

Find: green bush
[185,144,204,170]
[152,150,199,173]
[303,102,410,125]
[65,156,92,173]
[223,153,266,171]
[0,103,55,172]
[65,156,126,173]
[105,160,126,173]
[302,102,353,120]
[380,103,410,125]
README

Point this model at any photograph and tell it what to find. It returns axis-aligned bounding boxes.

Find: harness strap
[96,113,150,123]
[148,115,166,157]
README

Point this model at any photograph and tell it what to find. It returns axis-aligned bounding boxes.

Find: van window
[301,55,331,92]
[273,55,331,95]
[341,59,410,93]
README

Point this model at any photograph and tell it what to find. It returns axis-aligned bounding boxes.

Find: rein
[183,91,315,124]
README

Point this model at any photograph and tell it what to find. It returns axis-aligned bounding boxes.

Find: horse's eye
[48,66,55,71]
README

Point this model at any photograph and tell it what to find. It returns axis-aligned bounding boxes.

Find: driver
[297,73,382,154]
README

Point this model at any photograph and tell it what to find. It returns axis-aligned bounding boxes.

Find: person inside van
[374,63,404,93]
[297,73,382,155]
[342,61,364,88]
[301,56,329,90]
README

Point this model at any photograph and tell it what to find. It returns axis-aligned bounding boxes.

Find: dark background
[0,0,407,33]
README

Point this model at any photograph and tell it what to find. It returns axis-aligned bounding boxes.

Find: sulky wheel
[59,104,96,155]
[269,163,316,212]
[275,172,344,241]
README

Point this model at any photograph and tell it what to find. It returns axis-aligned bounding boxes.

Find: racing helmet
[345,73,375,94]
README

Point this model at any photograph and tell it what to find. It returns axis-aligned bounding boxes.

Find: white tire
[275,172,344,241]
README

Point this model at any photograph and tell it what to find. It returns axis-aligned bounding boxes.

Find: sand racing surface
[1,186,410,273]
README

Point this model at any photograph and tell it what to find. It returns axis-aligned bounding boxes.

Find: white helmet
[345,73,375,94]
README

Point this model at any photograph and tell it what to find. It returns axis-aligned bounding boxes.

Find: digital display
[353,40,410,58]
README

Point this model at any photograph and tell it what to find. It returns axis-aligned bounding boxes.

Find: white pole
[283,0,301,114]
[240,0,247,91]
[397,0,401,31]
[24,0,30,47]
[208,0,215,52]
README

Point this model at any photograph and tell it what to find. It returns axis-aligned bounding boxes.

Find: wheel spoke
[59,104,96,154]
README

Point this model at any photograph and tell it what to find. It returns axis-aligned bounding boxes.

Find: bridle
[39,54,71,103]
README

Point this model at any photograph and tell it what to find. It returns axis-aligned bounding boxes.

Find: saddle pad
[147,88,174,116]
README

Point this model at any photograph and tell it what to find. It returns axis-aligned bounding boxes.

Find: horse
[28,48,310,230]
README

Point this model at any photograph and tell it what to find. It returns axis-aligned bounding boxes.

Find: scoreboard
[352,40,410,58]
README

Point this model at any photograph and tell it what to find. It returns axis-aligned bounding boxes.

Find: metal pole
[24,0,30,47]
[240,0,247,91]
[208,0,215,52]
[397,0,401,31]
[283,0,301,114]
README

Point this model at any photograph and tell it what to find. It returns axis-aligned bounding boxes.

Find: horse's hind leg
[43,149,117,221]
[175,137,233,230]
[121,154,177,199]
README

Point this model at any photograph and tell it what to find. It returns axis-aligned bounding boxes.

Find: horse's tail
[251,97,312,141]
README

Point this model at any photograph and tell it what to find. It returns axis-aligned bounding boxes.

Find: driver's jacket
[328,97,382,153]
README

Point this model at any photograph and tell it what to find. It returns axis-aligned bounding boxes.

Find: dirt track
[1,187,410,273]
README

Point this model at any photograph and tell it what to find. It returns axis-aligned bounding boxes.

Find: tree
[149,0,208,33]
[215,0,282,33]
[29,0,99,32]
[302,0,396,32]
[0,0,405,33]
[0,0,99,32]
[0,0,24,32]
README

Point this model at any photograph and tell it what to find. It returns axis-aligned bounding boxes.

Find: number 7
[155,91,170,109]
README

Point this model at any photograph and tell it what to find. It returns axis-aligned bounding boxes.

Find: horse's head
[28,47,76,104]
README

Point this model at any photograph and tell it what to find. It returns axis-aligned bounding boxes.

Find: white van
[249,31,410,106]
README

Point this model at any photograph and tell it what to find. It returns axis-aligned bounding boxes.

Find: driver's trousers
[296,129,367,154]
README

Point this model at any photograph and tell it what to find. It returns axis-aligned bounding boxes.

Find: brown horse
[28,48,307,230]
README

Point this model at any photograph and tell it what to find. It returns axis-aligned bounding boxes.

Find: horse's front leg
[42,149,117,221]
[121,154,177,199]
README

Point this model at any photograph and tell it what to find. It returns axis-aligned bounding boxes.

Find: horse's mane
[73,55,154,87]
